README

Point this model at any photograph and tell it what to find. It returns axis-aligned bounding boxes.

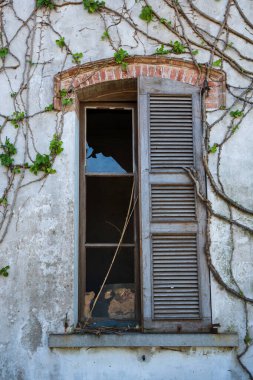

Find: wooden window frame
[78,78,212,332]
[79,101,140,324]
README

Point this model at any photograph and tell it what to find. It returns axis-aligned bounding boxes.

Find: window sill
[48,333,238,348]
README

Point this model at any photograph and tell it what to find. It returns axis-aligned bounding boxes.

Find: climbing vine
[0,0,253,377]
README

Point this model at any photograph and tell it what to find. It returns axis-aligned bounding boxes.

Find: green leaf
[45,103,54,112]
[192,49,199,56]
[56,37,65,49]
[230,110,244,118]
[1,137,17,156]
[12,167,21,174]
[0,136,17,167]
[114,48,129,64]
[0,197,8,207]
[114,48,129,70]
[59,89,68,98]
[155,44,169,55]
[170,40,186,54]
[139,6,153,23]
[212,58,222,67]
[49,134,64,156]
[36,0,55,9]
[30,153,55,175]
[121,62,128,71]
[0,154,14,167]
[160,18,172,27]
[10,111,25,128]
[72,52,83,64]
[226,41,233,49]
[0,265,10,277]
[208,143,218,154]
[83,0,105,13]
[0,47,9,58]
[232,124,239,134]
[101,30,109,41]
[60,89,73,106]
[244,333,252,346]
[62,97,73,106]
[10,92,17,98]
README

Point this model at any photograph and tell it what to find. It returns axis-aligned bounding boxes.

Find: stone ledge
[48,333,238,348]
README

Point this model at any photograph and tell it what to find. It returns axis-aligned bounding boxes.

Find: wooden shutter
[138,77,211,332]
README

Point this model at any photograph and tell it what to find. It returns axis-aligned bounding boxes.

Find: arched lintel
[54,56,226,111]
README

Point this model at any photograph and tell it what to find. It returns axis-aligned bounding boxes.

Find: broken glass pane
[86,109,133,173]
[85,247,135,320]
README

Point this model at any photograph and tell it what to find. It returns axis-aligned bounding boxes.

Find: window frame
[78,78,212,332]
[79,101,141,325]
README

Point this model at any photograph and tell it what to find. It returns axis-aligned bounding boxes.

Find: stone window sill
[48,333,238,348]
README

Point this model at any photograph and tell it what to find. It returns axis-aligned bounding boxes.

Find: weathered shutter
[138,77,211,332]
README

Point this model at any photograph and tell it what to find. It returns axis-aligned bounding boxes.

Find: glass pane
[86,109,133,173]
[85,247,135,320]
[86,176,134,243]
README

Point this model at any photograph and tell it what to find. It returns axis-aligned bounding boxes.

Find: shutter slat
[152,234,200,320]
[150,94,194,170]
[151,184,196,220]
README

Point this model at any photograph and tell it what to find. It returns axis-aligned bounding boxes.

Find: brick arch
[54,56,226,110]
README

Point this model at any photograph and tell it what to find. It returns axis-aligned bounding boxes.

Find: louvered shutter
[138,77,211,332]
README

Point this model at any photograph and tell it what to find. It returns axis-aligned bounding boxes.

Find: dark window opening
[86,177,134,244]
[82,106,139,327]
[86,109,133,173]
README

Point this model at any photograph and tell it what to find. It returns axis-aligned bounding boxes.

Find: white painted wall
[0,1,253,379]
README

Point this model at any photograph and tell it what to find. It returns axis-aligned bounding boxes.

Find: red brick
[92,71,101,84]
[87,77,94,86]
[62,78,72,88]
[135,65,141,77]
[106,68,115,81]
[208,81,221,87]
[72,77,80,88]
[54,97,61,111]
[122,68,129,78]
[189,72,198,85]
[148,65,156,77]
[199,73,206,85]
[114,66,122,80]
[161,65,170,78]
[127,64,135,78]
[206,104,219,109]
[141,64,148,76]
[208,87,218,96]
[100,68,106,81]
[171,68,180,81]
[177,68,185,82]
[184,69,194,84]
[156,66,163,77]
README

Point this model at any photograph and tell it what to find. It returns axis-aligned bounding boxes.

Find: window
[79,77,211,332]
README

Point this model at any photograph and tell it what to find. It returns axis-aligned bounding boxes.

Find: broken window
[79,78,211,333]
[81,106,139,327]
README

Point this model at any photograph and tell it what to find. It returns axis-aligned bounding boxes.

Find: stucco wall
[0,1,253,379]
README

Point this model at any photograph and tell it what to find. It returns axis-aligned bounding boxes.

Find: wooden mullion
[86,173,134,177]
[85,243,135,248]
